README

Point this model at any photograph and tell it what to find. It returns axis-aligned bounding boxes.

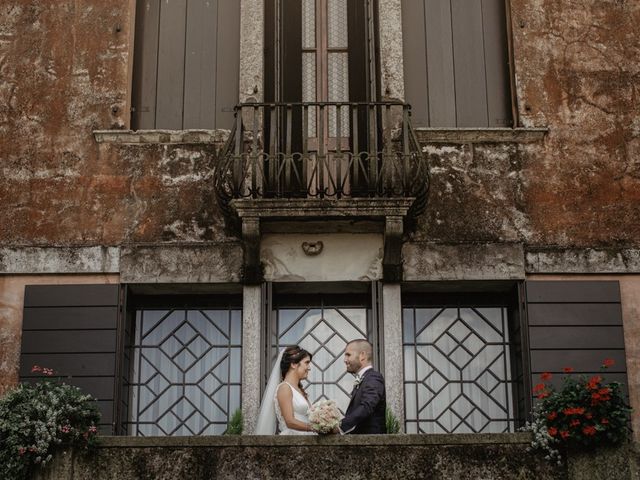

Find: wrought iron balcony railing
[214,102,429,224]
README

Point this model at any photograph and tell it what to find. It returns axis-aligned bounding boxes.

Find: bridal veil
[254,348,285,435]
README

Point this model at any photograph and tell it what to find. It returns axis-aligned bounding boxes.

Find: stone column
[382,282,404,431]
[241,284,262,434]
[378,0,405,101]
[239,0,264,103]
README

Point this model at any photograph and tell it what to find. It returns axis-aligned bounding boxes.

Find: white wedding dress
[274,382,316,435]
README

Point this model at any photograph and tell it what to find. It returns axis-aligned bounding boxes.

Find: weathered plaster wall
[527,274,640,442]
[0,0,638,251]
[409,0,640,248]
[0,2,230,247]
[509,0,640,247]
[0,274,119,396]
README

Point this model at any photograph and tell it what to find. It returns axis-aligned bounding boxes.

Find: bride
[255,345,316,435]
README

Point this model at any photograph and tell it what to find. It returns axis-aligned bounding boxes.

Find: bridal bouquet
[308,399,343,434]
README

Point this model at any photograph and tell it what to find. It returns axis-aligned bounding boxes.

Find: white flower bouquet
[308,399,343,434]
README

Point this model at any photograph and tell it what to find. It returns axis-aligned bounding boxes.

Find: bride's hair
[280,345,312,398]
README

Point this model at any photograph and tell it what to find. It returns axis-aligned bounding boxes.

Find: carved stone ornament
[301,241,324,256]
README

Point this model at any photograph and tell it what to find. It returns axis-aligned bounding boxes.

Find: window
[401,0,513,127]
[402,290,525,434]
[131,0,240,130]
[123,306,242,436]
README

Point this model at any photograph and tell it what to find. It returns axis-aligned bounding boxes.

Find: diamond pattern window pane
[302,52,317,137]
[328,0,348,48]
[328,52,349,137]
[403,306,516,434]
[128,308,242,436]
[272,304,369,414]
[302,0,316,48]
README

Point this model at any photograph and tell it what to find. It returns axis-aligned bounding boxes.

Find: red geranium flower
[546,411,558,421]
[602,358,615,368]
[563,367,574,373]
[570,419,581,427]
[563,407,585,416]
[601,418,609,425]
[582,425,597,436]
[540,372,552,381]
[537,392,550,399]
[586,375,602,390]
[548,427,558,437]
[585,412,593,420]
[533,383,546,393]
[560,430,570,439]
[31,365,42,373]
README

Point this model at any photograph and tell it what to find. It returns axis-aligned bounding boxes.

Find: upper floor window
[131,0,240,130]
[401,0,513,127]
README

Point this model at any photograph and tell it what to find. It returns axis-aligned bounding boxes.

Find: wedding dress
[255,349,317,435]
[274,382,316,436]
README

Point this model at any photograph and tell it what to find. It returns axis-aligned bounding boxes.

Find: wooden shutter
[131,0,240,130]
[525,281,628,397]
[401,0,512,127]
[20,285,121,434]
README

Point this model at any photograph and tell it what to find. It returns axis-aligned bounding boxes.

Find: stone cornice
[93,129,230,144]
[414,127,548,144]
[230,198,415,219]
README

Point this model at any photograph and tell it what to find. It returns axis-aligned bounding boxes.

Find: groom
[339,339,386,434]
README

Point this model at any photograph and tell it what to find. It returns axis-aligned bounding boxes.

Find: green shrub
[386,407,401,434]
[0,366,100,479]
[224,408,243,435]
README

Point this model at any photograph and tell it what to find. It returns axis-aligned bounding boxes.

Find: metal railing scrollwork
[214,102,429,226]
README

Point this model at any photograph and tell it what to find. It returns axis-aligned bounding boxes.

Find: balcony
[214,102,429,222]
[213,102,430,282]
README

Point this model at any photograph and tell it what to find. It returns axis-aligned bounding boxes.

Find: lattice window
[127,308,242,436]
[403,306,517,433]
[271,304,369,414]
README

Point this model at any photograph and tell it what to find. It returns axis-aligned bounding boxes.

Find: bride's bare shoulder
[276,382,292,396]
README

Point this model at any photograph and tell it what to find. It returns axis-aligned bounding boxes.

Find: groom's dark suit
[341,368,386,434]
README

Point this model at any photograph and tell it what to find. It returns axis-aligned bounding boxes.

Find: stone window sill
[93,129,231,145]
[413,127,548,144]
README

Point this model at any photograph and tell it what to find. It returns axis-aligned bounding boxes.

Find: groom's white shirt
[340,365,373,434]
[356,365,372,380]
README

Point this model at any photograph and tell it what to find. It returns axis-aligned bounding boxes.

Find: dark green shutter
[20,284,121,434]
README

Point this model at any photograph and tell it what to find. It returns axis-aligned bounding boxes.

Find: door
[265,0,377,196]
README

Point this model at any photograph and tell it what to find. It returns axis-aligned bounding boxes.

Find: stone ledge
[403,242,526,280]
[93,129,230,144]
[414,127,548,144]
[0,246,120,274]
[231,198,415,219]
[526,248,640,274]
[97,432,533,448]
[119,243,243,283]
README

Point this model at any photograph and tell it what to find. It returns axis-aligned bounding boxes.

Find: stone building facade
[0,0,639,438]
